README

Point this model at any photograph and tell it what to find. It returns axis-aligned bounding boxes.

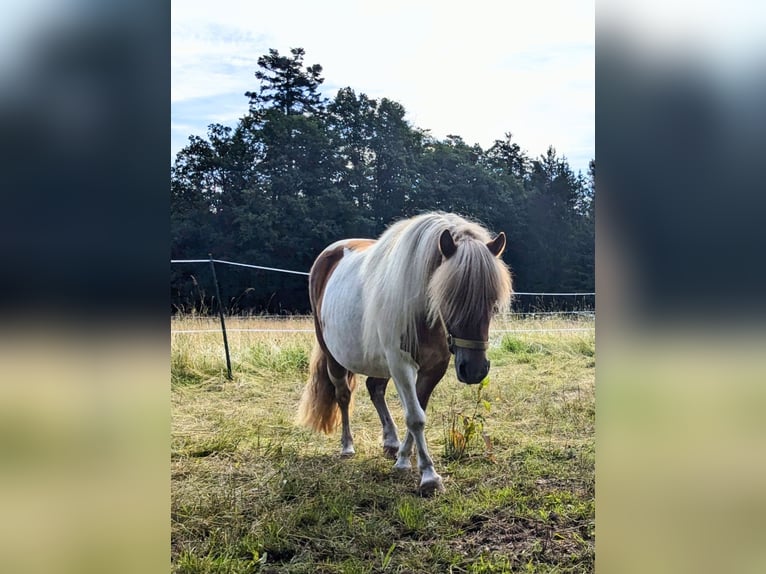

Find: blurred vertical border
[0,1,169,573]
[597,2,766,572]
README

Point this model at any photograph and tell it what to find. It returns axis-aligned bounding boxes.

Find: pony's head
[429,228,512,384]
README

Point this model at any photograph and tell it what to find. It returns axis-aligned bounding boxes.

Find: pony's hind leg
[365,377,400,459]
[327,360,357,457]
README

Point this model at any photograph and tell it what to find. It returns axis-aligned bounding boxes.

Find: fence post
[209,254,232,380]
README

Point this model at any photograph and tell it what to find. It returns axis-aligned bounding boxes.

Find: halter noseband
[447,333,489,354]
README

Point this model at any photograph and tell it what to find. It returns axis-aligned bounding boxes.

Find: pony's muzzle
[456,356,490,385]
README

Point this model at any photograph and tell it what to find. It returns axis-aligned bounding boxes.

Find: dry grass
[171,314,594,573]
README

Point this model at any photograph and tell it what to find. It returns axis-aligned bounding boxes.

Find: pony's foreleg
[365,377,400,458]
[386,351,444,495]
[396,431,415,468]
[394,359,450,467]
[328,362,356,457]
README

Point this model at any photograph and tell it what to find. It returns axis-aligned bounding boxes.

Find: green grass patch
[241,341,310,375]
[172,316,594,573]
[171,342,227,387]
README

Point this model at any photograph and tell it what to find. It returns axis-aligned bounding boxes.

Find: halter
[447,333,489,354]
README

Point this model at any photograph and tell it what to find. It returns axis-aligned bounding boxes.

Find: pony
[297,212,512,494]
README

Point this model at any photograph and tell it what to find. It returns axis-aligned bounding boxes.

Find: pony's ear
[486,232,506,257]
[439,229,457,259]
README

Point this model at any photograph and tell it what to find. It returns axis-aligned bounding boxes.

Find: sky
[171,0,595,175]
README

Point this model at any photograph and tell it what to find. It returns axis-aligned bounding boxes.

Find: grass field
[171,314,595,573]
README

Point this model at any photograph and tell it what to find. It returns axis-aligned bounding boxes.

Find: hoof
[383,445,399,459]
[418,478,445,497]
[340,448,355,459]
[393,459,412,472]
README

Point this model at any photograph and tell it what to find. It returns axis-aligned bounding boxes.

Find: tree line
[171,48,594,314]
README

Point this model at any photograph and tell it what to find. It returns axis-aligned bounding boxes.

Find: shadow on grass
[173,446,594,573]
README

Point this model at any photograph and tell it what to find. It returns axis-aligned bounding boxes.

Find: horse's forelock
[427,236,512,330]
[360,213,511,355]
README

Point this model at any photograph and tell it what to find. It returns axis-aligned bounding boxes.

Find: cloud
[171,23,265,103]
[171,0,594,172]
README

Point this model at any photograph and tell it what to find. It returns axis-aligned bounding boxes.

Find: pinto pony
[297,212,512,494]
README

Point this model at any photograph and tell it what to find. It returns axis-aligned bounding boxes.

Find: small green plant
[396,498,425,531]
[469,553,513,573]
[377,543,396,570]
[444,376,494,462]
[501,336,527,353]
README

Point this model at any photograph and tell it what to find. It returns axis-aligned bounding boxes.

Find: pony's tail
[296,342,356,434]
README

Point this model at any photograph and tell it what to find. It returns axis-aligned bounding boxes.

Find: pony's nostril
[457,362,467,381]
